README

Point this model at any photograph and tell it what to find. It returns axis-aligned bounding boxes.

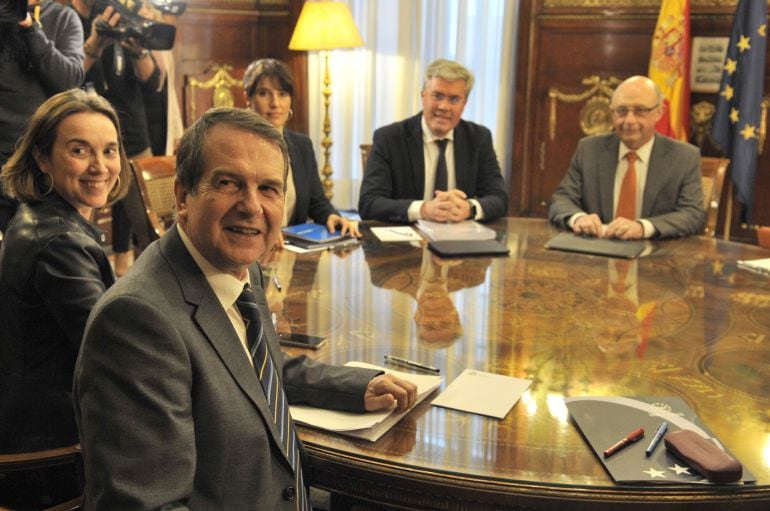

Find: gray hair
[423,59,475,96]
[611,76,665,106]
[176,107,289,193]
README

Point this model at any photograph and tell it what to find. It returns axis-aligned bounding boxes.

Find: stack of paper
[416,219,496,242]
[737,258,770,277]
[290,362,441,442]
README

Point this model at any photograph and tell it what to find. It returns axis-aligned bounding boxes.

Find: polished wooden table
[266,218,770,510]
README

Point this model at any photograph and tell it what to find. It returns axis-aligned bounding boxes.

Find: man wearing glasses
[548,75,705,239]
[359,58,509,223]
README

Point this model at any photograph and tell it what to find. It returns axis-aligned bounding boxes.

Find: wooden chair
[132,155,178,237]
[758,227,770,249]
[182,64,245,127]
[700,157,729,238]
[0,444,82,510]
[360,143,372,171]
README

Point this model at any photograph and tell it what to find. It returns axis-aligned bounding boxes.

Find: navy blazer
[284,130,338,225]
[358,113,509,223]
[548,133,705,239]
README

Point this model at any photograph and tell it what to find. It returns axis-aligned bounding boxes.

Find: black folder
[428,239,510,257]
[545,232,646,259]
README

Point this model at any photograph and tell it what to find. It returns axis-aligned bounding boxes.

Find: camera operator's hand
[123,37,156,82]
[83,5,120,64]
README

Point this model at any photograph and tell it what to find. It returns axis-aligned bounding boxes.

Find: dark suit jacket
[548,133,705,238]
[284,130,338,225]
[74,226,379,510]
[358,113,509,223]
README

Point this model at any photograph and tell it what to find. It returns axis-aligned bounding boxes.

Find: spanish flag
[648,0,691,141]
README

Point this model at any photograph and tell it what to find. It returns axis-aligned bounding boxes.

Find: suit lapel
[408,114,426,198]
[453,121,470,191]
[599,135,620,221]
[161,227,293,466]
[641,135,669,217]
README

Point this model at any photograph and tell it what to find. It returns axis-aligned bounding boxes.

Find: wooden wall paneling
[167,0,308,134]
[512,0,770,243]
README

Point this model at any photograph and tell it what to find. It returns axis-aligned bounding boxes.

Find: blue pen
[645,422,668,456]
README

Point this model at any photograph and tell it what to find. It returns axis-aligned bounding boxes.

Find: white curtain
[305,0,519,210]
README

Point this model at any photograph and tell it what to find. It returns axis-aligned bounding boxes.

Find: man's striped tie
[236,285,310,511]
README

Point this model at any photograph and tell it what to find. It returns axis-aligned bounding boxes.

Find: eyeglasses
[611,105,659,118]
[429,92,465,106]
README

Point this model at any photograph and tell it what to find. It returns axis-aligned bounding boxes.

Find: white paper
[431,369,532,419]
[290,361,442,442]
[370,226,423,242]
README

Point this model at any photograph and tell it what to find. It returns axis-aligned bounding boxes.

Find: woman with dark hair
[242,58,360,242]
[0,88,130,462]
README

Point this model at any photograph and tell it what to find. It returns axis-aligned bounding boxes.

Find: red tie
[616,151,637,219]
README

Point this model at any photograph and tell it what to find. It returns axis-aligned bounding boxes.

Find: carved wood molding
[548,75,621,140]
[186,64,241,123]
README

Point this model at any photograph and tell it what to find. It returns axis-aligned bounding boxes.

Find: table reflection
[268,218,770,510]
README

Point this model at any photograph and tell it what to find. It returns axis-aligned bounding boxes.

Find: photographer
[0,0,85,230]
[70,0,160,275]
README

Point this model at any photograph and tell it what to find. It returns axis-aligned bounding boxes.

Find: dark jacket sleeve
[36,230,113,348]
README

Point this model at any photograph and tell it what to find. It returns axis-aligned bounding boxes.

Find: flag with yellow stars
[711,0,767,222]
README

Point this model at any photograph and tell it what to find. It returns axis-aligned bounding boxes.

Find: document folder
[545,232,646,259]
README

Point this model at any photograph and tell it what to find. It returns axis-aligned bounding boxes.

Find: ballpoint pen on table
[645,422,668,456]
[603,427,644,458]
[272,276,282,291]
[383,355,440,374]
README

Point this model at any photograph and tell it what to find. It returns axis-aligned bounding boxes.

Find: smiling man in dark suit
[358,58,509,223]
[548,75,705,240]
[74,108,416,510]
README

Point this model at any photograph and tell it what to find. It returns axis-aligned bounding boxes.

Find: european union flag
[711,0,767,223]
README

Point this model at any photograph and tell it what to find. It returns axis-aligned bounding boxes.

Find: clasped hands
[420,189,471,222]
[573,213,643,240]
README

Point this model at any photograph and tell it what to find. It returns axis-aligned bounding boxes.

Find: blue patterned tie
[236,285,310,511]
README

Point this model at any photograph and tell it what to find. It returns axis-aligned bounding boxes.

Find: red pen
[603,427,645,458]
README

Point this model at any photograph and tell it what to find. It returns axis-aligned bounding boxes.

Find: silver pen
[384,355,440,374]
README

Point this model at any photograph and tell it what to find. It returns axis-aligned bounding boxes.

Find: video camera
[0,0,29,23]
[94,0,186,51]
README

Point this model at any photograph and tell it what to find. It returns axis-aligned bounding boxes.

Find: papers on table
[370,226,423,242]
[431,369,532,419]
[290,361,441,442]
[416,219,497,241]
[737,257,770,277]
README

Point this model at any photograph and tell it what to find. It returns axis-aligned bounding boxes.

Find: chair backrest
[700,156,729,237]
[132,155,178,236]
[360,143,372,171]
[182,64,245,127]
[758,226,770,249]
[0,444,82,510]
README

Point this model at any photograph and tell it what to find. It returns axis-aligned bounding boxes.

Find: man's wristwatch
[467,200,477,220]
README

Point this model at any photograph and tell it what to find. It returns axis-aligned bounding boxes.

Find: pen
[383,355,440,374]
[603,427,644,458]
[387,228,414,236]
[272,276,282,291]
[645,422,668,456]
[271,312,278,330]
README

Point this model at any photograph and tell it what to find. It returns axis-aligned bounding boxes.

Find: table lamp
[288,1,364,199]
